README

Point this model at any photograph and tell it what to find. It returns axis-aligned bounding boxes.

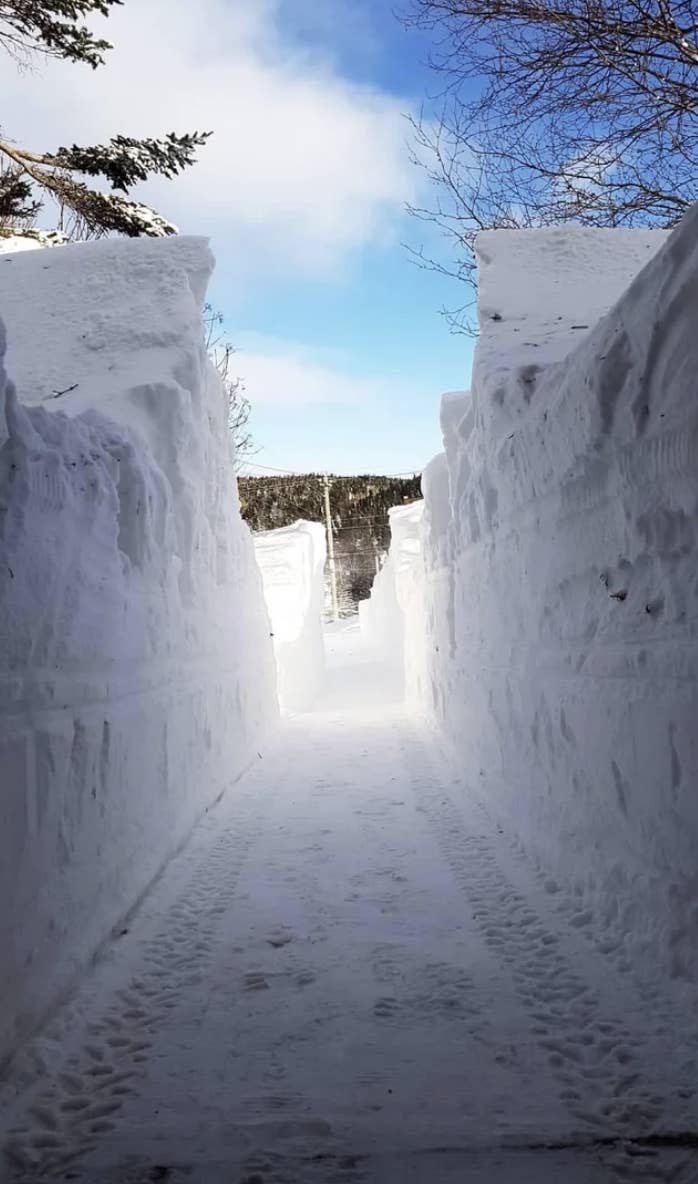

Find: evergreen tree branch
[45,133,212,191]
[0,1,122,67]
[0,3,211,240]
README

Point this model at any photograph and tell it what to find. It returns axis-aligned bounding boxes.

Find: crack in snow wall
[371,210,698,986]
[253,520,326,713]
[0,237,278,1067]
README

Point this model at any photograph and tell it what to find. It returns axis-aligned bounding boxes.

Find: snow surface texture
[253,520,326,713]
[368,211,698,988]
[0,237,277,1068]
[0,625,696,1183]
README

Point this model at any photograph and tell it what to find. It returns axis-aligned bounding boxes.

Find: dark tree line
[238,474,423,613]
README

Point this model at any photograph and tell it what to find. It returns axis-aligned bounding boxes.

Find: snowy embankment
[368,212,698,985]
[253,520,326,712]
[0,238,277,1066]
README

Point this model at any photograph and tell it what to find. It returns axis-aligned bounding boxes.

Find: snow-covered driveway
[1,627,696,1184]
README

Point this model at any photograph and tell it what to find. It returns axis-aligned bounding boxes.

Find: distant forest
[238,473,423,613]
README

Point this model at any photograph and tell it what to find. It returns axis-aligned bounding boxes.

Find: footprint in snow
[267,930,294,948]
[242,972,270,991]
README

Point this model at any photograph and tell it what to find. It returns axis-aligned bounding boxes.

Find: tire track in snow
[402,725,698,1183]
[1,772,278,1182]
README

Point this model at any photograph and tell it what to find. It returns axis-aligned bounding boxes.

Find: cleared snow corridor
[1,624,696,1184]
[2,214,698,1183]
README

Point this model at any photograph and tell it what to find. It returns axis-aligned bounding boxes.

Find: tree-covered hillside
[238,473,422,613]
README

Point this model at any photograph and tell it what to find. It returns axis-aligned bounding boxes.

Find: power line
[238,461,310,476]
[239,463,422,479]
[333,524,387,531]
[332,514,397,524]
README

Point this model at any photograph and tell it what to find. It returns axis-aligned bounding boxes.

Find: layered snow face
[0,237,277,1066]
[371,212,698,986]
[253,520,326,713]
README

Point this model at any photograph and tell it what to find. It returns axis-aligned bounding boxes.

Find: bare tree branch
[401,0,698,328]
[203,304,257,471]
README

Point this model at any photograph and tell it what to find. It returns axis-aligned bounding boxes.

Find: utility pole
[323,474,340,621]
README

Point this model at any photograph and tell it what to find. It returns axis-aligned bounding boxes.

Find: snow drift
[0,237,277,1066]
[370,212,698,985]
[253,520,326,713]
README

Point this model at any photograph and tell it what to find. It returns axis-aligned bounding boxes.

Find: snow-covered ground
[0,238,277,1068]
[367,209,698,990]
[1,624,696,1183]
[253,520,326,712]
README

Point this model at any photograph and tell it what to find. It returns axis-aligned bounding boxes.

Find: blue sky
[216,0,475,475]
[0,0,475,474]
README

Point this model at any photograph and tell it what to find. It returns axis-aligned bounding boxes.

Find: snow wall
[0,237,278,1067]
[359,502,425,689]
[253,520,326,713]
[371,210,698,986]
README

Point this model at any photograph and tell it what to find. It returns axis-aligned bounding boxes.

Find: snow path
[1,626,697,1184]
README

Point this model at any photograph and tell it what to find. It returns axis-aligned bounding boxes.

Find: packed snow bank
[359,503,424,652]
[253,520,326,713]
[359,501,425,690]
[376,213,698,985]
[0,237,277,1066]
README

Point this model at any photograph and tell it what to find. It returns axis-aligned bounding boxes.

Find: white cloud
[232,335,385,406]
[0,0,416,274]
